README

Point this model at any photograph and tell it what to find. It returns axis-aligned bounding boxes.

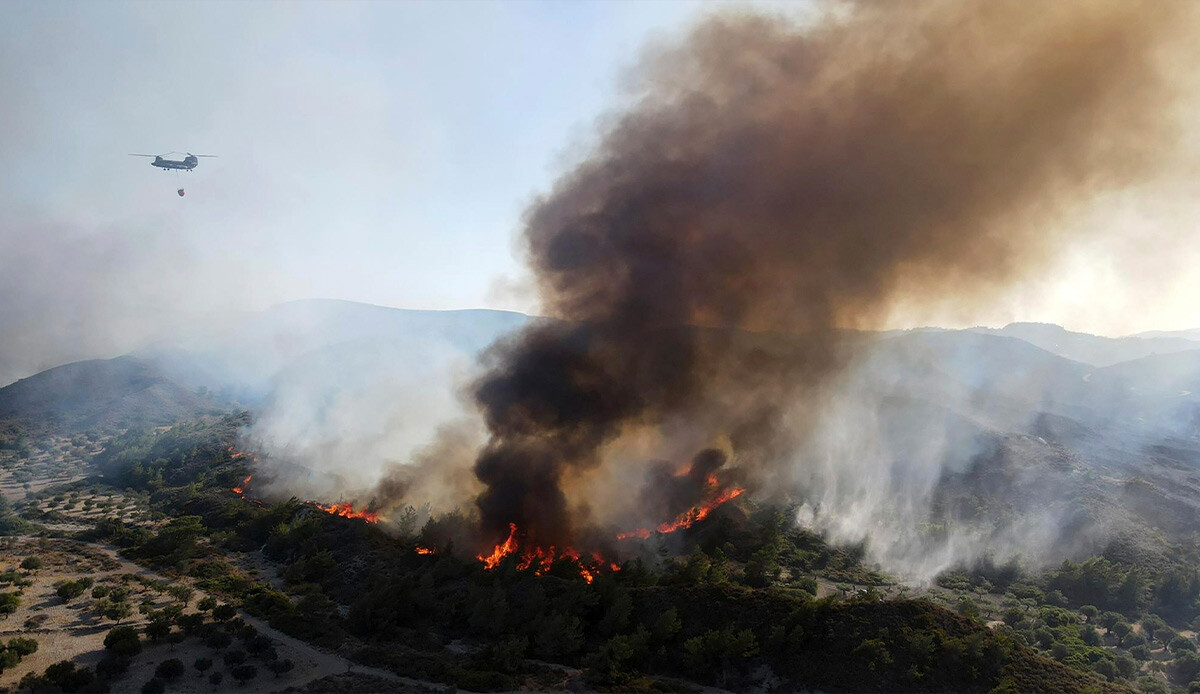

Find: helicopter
[128,151,217,171]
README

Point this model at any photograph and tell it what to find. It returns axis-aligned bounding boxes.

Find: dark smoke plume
[470,1,1194,550]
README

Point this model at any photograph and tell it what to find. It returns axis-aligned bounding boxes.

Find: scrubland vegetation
[5,409,1200,692]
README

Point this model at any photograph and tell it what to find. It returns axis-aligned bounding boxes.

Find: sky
[2,0,1199,384]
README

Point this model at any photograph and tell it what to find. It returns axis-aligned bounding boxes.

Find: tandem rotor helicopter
[128,151,217,171]
[128,151,217,196]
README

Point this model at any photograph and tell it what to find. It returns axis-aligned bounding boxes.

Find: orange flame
[618,486,745,540]
[414,546,435,555]
[313,502,380,524]
[478,523,520,569]
[476,524,614,583]
[232,475,252,496]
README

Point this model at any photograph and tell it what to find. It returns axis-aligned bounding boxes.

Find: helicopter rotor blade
[128,154,158,157]
[190,154,218,158]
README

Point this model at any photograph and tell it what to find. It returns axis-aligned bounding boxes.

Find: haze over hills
[3,299,1197,448]
[969,322,1200,367]
[0,355,212,431]
[2,298,1197,562]
[2,302,1200,690]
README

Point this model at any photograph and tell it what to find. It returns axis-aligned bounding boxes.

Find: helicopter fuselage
[150,156,198,170]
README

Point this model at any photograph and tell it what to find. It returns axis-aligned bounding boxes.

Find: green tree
[268,658,294,678]
[8,637,38,656]
[155,658,185,681]
[55,581,87,603]
[231,664,258,685]
[212,604,237,621]
[652,607,682,643]
[145,621,171,642]
[0,592,19,616]
[683,627,759,686]
[205,631,233,651]
[104,625,142,659]
[1175,653,1200,684]
[1171,636,1198,654]
[533,613,583,659]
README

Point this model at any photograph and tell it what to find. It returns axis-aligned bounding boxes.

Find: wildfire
[476,523,616,583]
[414,546,435,555]
[478,523,520,569]
[617,477,746,540]
[313,502,380,524]
[232,475,252,496]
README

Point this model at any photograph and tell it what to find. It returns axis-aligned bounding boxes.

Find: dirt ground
[0,537,423,693]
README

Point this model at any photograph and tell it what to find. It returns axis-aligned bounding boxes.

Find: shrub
[231,664,258,685]
[209,672,224,686]
[30,660,96,692]
[8,637,38,656]
[155,658,185,681]
[145,621,170,642]
[96,654,131,679]
[0,650,19,671]
[211,604,236,621]
[55,581,87,603]
[141,678,165,694]
[0,592,20,614]
[268,658,294,678]
[20,557,42,571]
[205,631,232,651]
[1171,635,1198,654]
[104,625,142,659]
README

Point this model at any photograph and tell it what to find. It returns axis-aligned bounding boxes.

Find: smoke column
[470,1,1195,550]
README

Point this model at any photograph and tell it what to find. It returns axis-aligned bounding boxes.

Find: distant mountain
[0,356,210,430]
[138,299,530,399]
[969,322,1200,367]
[1131,328,1200,342]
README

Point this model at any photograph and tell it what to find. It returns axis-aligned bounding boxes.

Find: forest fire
[229,466,378,524]
[476,523,616,583]
[414,546,435,555]
[312,502,380,524]
[617,470,746,541]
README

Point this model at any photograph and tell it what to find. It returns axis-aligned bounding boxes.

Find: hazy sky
[2,0,1199,383]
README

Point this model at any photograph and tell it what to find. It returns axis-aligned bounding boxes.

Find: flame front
[313,502,380,524]
[232,475,252,496]
[617,476,745,540]
[478,523,520,569]
[476,524,614,583]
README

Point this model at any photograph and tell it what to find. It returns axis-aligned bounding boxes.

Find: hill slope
[0,356,210,430]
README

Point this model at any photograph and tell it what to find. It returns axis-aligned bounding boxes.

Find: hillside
[0,356,210,431]
[970,322,1200,368]
[138,299,530,399]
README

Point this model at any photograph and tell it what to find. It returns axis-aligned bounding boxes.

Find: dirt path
[0,538,453,693]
